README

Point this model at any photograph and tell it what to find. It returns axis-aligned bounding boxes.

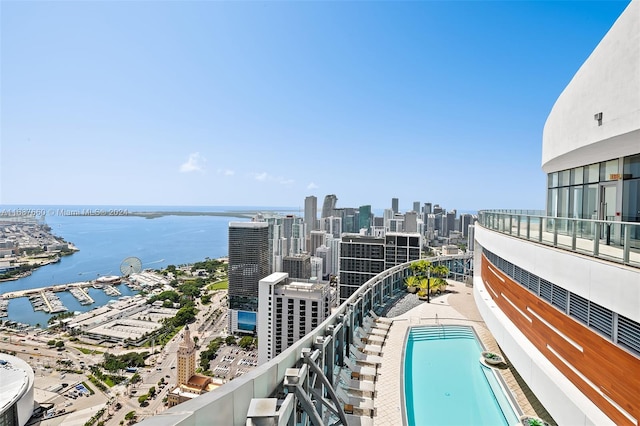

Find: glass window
[583,184,598,220]
[558,187,570,218]
[548,172,558,188]
[547,188,557,216]
[623,154,640,179]
[559,170,570,187]
[600,159,619,181]
[571,167,584,185]
[570,186,583,218]
[585,163,599,183]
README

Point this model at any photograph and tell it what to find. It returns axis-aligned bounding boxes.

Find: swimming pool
[403,325,520,426]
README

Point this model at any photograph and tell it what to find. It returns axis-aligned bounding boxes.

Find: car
[165,375,170,378]
[170,366,175,369]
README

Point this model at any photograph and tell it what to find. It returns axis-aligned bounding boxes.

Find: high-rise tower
[228,221,269,334]
[304,196,317,237]
[177,325,196,386]
[321,194,338,218]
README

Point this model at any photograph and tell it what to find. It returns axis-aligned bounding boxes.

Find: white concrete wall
[473,273,615,426]
[542,0,640,173]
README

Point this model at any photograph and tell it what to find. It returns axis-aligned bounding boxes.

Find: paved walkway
[372,280,555,426]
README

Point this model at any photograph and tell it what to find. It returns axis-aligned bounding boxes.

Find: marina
[1,278,140,325]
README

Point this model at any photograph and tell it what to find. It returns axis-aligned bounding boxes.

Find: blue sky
[0,1,631,213]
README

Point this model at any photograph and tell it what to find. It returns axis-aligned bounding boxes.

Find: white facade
[476,3,640,425]
[542,1,639,173]
[258,273,332,365]
[0,355,35,426]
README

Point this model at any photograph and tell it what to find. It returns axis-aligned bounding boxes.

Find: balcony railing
[477,210,640,268]
[138,254,472,426]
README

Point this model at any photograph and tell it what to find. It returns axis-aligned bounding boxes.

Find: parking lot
[209,345,258,382]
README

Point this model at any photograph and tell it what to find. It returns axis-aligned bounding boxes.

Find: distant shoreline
[129,210,280,219]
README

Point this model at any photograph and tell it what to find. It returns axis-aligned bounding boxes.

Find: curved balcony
[478,210,640,268]
[138,254,472,426]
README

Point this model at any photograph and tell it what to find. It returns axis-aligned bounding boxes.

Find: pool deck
[372,280,556,426]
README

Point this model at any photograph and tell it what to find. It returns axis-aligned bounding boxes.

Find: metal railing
[138,254,472,426]
[477,210,640,267]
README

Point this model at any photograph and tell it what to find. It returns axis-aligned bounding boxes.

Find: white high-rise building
[258,273,332,364]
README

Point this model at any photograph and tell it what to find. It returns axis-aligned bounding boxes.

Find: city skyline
[1,1,631,211]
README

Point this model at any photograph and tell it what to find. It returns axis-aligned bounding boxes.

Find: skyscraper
[339,234,385,303]
[321,194,338,218]
[391,197,399,214]
[412,201,421,213]
[258,273,332,364]
[304,196,317,237]
[228,221,269,334]
[358,205,372,233]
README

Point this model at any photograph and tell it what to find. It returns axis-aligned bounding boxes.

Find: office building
[391,197,399,214]
[460,213,474,238]
[412,201,420,213]
[338,234,385,303]
[314,245,333,278]
[257,273,332,364]
[319,216,342,239]
[444,210,456,238]
[384,232,421,267]
[309,230,327,256]
[304,196,317,237]
[474,3,640,424]
[228,221,269,334]
[404,211,418,233]
[358,205,372,233]
[282,253,312,280]
[321,194,338,218]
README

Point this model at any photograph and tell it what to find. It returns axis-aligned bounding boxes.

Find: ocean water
[1,205,292,326]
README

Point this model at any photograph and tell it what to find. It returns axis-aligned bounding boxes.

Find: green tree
[148,386,156,396]
[225,335,237,345]
[55,340,65,348]
[138,394,148,405]
[173,305,197,326]
[124,411,136,421]
[130,373,141,385]
[238,336,254,350]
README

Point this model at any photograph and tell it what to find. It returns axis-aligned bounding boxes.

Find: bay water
[0,205,290,326]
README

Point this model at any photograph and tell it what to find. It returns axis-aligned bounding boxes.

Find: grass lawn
[74,346,103,355]
[209,280,228,290]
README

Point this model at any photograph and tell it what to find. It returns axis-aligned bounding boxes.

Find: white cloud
[307,182,318,190]
[217,169,235,176]
[179,152,206,173]
[253,172,294,185]
[254,172,268,181]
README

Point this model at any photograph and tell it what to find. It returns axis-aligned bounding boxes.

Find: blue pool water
[404,326,520,426]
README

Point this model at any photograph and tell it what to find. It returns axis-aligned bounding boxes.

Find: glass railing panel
[479,210,640,268]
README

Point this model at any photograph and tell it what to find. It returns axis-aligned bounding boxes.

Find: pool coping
[399,324,523,426]
[373,280,555,426]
